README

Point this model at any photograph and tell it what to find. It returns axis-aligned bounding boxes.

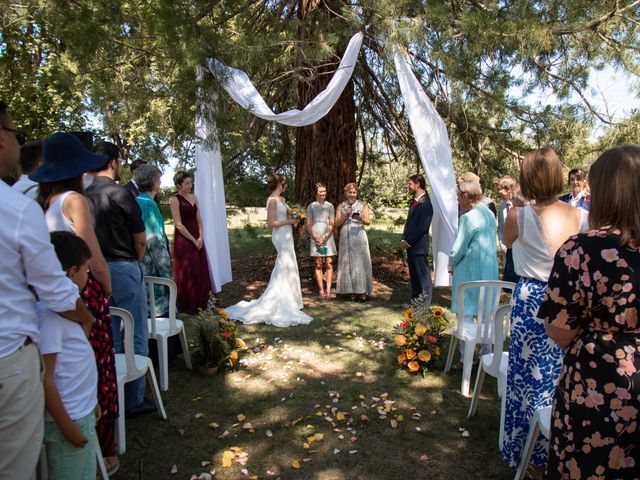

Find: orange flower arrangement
[395,303,448,375]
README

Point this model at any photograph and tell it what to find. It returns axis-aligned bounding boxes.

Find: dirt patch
[230,250,416,301]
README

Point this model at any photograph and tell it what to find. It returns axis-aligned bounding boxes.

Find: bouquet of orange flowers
[395,296,448,375]
[287,206,306,221]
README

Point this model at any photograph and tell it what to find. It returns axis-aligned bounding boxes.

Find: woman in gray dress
[335,183,373,301]
[306,183,337,299]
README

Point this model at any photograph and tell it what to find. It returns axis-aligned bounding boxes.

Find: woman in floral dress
[539,145,640,479]
[335,183,373,301]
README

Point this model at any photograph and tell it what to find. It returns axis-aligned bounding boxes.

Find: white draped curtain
[196,32,458,289]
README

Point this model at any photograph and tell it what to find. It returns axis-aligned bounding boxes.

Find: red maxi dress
[173,194,214,314]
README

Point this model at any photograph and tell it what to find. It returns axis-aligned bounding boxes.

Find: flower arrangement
[287,206,306,221]
[193,295,246,372]
[395,295,449,375]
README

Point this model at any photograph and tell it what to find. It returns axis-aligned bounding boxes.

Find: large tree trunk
[294,68,357,205]
[293,0,357,206]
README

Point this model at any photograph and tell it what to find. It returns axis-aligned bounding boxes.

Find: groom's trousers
[407,252,433,305]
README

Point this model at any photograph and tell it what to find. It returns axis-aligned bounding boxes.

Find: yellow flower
[218,308,229,320]
[407,361,420,372]
[229,350,239,363]
[418,350,432,362]
[414,325,427,336]
[434,346,441,356]
[236,338,247,349]
[394,335,407,347]
[397,353,407,364]
[402,308,414,321]
[405,349,417,360]
[432,307,444,317]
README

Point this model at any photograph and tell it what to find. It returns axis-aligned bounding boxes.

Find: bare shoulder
[64,191,89,210]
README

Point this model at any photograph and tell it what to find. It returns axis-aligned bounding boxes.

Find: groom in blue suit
[400,174,434,304]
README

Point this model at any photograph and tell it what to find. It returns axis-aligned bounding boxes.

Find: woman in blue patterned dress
[501,148,588,469]
[134,165,173,317]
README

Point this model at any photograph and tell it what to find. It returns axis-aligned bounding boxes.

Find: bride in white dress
[225,174,313,327]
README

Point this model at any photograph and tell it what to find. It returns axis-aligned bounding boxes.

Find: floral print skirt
[82,274,119,420]
[543,330,640,479]
[501,277,564,468]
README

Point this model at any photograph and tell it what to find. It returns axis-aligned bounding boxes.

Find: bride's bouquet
[287,206,306,221]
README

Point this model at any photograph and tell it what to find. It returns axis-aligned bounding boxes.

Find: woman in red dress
[169,171,214,314]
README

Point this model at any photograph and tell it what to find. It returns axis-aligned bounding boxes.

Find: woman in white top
[500,148,588,471]
[225,174,313,327]
[31,132,119,473]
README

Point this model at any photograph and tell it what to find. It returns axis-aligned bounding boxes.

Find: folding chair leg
[468,365,486,418]
[179,328,193,370]
[461,342,475,397]
[514,412,541,480]
[116,381,126,455]
[147,365,167,420]
[157,337,169,391]
[444,335,458,373]
[96,438,109,480]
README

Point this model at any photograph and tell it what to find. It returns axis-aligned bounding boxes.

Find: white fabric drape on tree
[393,50,458,286]
[206,32,363,127]
[194,92,232,292]
[195,31,458,290]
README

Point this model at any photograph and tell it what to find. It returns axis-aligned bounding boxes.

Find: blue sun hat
[29,132,108,183]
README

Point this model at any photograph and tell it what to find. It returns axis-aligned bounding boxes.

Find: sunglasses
[1,126,26,145]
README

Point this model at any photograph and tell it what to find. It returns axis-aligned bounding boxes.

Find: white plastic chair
[110,307,167,455]
[144,276,193,391]
[468,304,512,418]
[444,280,516,397]
[514,407,552,480]
[96,439,109,479]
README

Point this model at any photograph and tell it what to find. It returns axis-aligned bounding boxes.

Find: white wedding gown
[224,198,313,327]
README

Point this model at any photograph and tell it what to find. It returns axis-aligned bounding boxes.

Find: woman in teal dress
[134,164,172,317]
[449,179,499,359]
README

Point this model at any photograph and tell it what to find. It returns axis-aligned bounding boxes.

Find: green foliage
[3,0,639,191]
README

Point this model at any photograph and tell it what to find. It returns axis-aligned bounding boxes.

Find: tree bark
[292,0,357,206]
[294,68,357,205]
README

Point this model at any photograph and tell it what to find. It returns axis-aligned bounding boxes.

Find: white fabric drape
[206,32,363,127]
[393,50,458,286]
[196,33,458,289]
[194,97,233,292]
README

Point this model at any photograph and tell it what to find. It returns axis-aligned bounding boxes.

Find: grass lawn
[119,217,513,479]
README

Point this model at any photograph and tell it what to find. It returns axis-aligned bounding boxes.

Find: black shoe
[125,399,157,418]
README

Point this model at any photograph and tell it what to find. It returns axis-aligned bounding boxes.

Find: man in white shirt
[11,140,42,200]
[0,102,94,480]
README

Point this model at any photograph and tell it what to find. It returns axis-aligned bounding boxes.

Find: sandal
[319,291,327,299]
[358,294,368,302]
[105,456,120,476]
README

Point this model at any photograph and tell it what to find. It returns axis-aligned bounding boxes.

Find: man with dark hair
[11,140,43,199]
[124,159,147,197]
[400,174,434,303]
[0,101,94,478]
[86,141,154,416]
